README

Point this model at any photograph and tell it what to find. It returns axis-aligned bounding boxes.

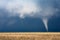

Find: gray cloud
[0,0,59,19]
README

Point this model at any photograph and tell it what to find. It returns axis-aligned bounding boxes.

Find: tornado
[42,18,48,31]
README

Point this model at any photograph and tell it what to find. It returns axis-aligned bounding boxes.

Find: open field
[0,32,60,40]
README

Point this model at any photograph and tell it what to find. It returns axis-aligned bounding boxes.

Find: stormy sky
[0,0,60,32]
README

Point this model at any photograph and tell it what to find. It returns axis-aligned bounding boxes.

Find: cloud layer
[0,0,58,19]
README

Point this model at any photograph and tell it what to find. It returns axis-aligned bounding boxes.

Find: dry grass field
[0,32,60,40]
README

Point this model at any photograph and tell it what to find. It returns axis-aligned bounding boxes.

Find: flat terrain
[0,32,60,40]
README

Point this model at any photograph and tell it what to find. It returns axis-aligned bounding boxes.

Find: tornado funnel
[42,18,48,31]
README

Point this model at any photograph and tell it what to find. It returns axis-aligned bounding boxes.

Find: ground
[0,32,60,40]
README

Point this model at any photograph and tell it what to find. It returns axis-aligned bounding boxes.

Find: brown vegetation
[0,32,60,40]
